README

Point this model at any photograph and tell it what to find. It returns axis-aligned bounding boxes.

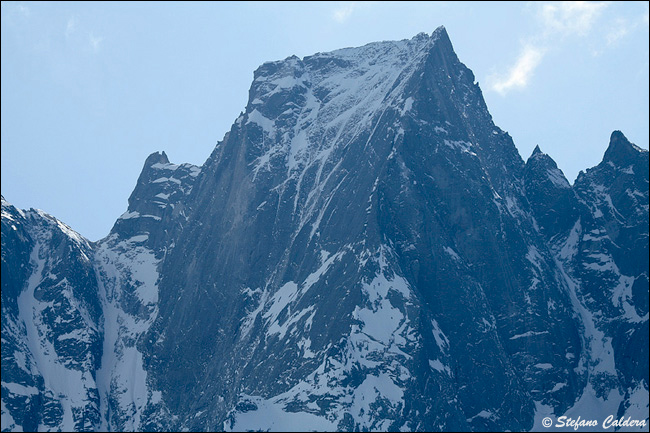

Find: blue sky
[2,1,648,241]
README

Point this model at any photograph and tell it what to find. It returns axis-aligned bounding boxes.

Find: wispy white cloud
[89,33,103,52]
[489,46,546,95]
[601,9,649,51]
[489,1,614,95]
[3,3,31,18]
[17,4,30,17]
[333,2,358,23]
[66,16,76,38]
[332,1,377,23]
[605,18,630,46]
[539,1,610,37]
[64,17,104,54]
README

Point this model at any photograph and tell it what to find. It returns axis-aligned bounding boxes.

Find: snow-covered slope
[2,197,102,432]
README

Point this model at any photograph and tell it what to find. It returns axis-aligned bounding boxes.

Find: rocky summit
[2,27,648,432]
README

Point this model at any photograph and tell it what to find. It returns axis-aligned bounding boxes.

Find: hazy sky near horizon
[2,1,648,241]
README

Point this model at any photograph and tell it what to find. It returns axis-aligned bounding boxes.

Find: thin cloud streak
[605,18,629,46]
[332,1,378,23]
[89,33,103,52]
[17,4,30,17]
[539,1,610,37]
[66,17,76,38]
[490,46,545,95]
[489,1,612,95]
[333,1,358,23]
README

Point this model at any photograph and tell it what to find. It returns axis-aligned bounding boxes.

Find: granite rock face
[2,27,648,432]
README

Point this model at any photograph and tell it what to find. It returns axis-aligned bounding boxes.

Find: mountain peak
[526,145,557,168]
[431,25,450,43]
[242,29,465,178]
[525,143,571,190]
[433,24,447,34]
[603,130,645,166]
[405,26,447,43]
[144,151,169,167]
[527,145,557,166]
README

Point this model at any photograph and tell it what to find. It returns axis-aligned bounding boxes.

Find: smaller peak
[1,196,25,219]
[413,32,429,41]
[0,196,14,214]
[603,130,645,166]
[282,55,304,67]
[253,55,305,82]
[144,151,170,167]
[610,130,626,142]
[526,145,551,165]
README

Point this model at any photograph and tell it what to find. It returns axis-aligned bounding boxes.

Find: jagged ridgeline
[2,27,648,432]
